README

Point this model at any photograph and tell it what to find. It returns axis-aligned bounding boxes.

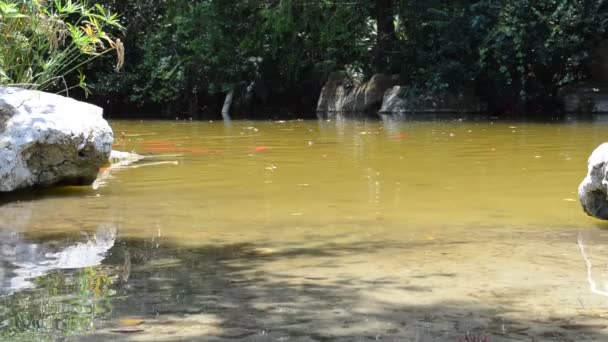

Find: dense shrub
[36,0,608,116]
[0,0,123,95]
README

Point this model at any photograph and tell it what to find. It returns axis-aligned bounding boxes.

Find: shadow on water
[94,240,608,341]
[591,220,608,230]
[0,185,95,205]
[2,232,606,341]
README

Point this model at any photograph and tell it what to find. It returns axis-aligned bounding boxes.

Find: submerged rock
[92,151,144,190]
[109,150,144,165]
[579,143,608,219]
[0,87,113,192]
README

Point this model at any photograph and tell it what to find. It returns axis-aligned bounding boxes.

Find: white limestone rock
[317,73,400,115]
[0,87,113,192]
[579,143,608,219]
[109,150,144,166]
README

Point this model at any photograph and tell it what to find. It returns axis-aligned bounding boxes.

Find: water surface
[1,118,608,341]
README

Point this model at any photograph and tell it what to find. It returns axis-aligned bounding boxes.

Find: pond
[1,118,608,341]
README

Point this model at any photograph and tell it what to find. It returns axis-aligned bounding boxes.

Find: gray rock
[0,87,113,192]
[579,143,608,219]
[317,73,400,114]
[316,72,352,113]
[380,86,409,114]
[379,86,486,114]
[558,82,608,113]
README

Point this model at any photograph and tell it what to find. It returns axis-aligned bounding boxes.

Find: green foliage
[90,0,374,113]
[251,0,373,84]
[397,0,608,111]
[86,0,608,115]
[134,0,251,102]
[472,0,608,105]
[0,0,123,94]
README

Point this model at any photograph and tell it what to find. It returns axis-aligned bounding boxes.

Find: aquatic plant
[0,0,124,95]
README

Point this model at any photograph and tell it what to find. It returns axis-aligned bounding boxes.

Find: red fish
[396,134,408,140]
[253,146,270,152]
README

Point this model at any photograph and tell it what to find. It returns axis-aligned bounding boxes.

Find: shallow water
[2,118,608,341]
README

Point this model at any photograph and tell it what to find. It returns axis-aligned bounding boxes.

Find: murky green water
[2,118,608,341]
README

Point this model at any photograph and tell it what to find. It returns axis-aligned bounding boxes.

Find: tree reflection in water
[2,233,608,341]
[0,202,117,340]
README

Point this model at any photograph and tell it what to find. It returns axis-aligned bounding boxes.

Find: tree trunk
[374,0,396,72]
[221,88,234,121]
